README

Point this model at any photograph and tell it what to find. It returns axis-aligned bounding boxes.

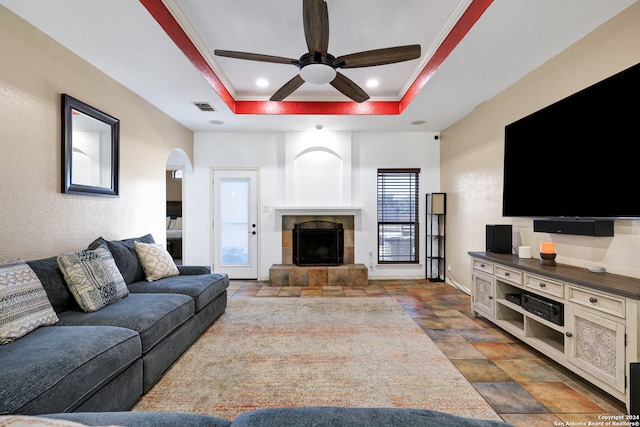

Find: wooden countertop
[469,252,640,299]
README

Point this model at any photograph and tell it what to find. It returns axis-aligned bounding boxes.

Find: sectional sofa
[0,234,229,415]
[6,407,513,426]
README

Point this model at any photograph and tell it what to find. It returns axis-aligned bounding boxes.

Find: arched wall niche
[293,147,343,206]
[284,132,353,207]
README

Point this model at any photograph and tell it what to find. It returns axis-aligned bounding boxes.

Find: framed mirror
[62,94,119,196]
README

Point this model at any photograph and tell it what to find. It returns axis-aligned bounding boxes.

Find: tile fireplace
[269,213,366,286]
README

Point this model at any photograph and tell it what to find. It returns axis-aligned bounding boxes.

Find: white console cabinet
[469,252,640,412]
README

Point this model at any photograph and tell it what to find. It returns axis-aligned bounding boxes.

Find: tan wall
[441,2,640,286]
[0,7,194,260]
[166,172,183,202]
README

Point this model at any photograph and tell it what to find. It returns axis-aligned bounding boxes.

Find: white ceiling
[1,0,636,132]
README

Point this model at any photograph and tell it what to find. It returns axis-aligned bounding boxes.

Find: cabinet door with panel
[565,306,626,392]
[472,271,495,317]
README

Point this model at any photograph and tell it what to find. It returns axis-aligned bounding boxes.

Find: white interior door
[212,169,259,279]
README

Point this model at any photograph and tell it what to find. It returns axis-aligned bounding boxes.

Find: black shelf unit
[426,193,446,282]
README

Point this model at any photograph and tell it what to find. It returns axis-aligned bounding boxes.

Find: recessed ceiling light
[366,78,379,88]
[411,120,426,126]
[256,78,269,88]
[209,120,224,125]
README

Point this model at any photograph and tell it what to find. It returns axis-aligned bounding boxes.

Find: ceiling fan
[214,0,421,103]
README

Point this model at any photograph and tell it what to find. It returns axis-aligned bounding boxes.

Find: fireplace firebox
[293,221,344,266]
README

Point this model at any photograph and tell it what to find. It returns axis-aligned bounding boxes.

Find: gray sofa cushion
[231,407,512,427]
[27,256,78,313]
[0,325,141,415]
[45,412,232,427]
[88,234,155,285]
[128,273,229,312]
[55,293,194,353]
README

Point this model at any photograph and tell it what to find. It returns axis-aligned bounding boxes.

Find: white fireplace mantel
[274,206,363,216]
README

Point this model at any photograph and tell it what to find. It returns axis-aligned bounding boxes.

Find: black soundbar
[533,219,614,236]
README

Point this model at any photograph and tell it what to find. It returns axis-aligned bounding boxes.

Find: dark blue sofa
[0,234,229,415]
[35,407,512,426]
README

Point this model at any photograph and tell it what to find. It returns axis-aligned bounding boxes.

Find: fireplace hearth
[270,214,366,286]
[293,221,344,266]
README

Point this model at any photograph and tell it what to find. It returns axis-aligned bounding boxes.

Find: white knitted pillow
[134,241,180,282]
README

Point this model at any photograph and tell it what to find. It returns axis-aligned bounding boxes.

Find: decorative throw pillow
[57,245,129,312]
[0,415,123,426]
[134,241,180,282]
[88,234,155,285]
[0,259,59,344]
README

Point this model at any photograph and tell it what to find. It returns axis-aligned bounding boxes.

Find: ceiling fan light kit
[214,0,421,103]
[300,64,336,85]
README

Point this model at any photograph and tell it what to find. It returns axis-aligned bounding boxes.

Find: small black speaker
[486,224,512,254]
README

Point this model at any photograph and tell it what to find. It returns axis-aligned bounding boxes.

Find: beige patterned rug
[134,298,500,421]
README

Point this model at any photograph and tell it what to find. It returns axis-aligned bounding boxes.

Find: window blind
[377,168,420,263]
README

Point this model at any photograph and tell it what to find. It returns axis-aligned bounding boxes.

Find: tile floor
[228,279,628,426]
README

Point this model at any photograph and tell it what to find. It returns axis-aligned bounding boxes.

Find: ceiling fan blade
[303,0,329,55]
[330,72,370,103]
[214,50,299,66]
[270,75,305,101]
[335,44,421,69]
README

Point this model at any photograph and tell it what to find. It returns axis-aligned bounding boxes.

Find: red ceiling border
[140,0,493,116]
[234,100,400,115]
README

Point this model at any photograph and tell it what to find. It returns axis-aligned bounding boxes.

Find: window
[377,169,420,263]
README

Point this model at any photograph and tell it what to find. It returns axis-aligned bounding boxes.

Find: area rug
[134,298,500,421]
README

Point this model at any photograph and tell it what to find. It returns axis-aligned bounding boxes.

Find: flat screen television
[502,62,640,219]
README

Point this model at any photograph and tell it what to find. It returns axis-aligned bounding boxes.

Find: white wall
[185,133,284,277]
[353,133,441,279]
[185,131,440,280]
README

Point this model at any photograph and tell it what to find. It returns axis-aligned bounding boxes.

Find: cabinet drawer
[473,259,494,275]
[567,286,625,319]
[525,274,564,299]
[495,265,522,285]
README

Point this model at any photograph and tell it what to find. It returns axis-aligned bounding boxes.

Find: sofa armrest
[177,265,211,275]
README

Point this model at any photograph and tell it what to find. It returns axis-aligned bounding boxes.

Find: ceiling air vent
[192,102,216,112]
